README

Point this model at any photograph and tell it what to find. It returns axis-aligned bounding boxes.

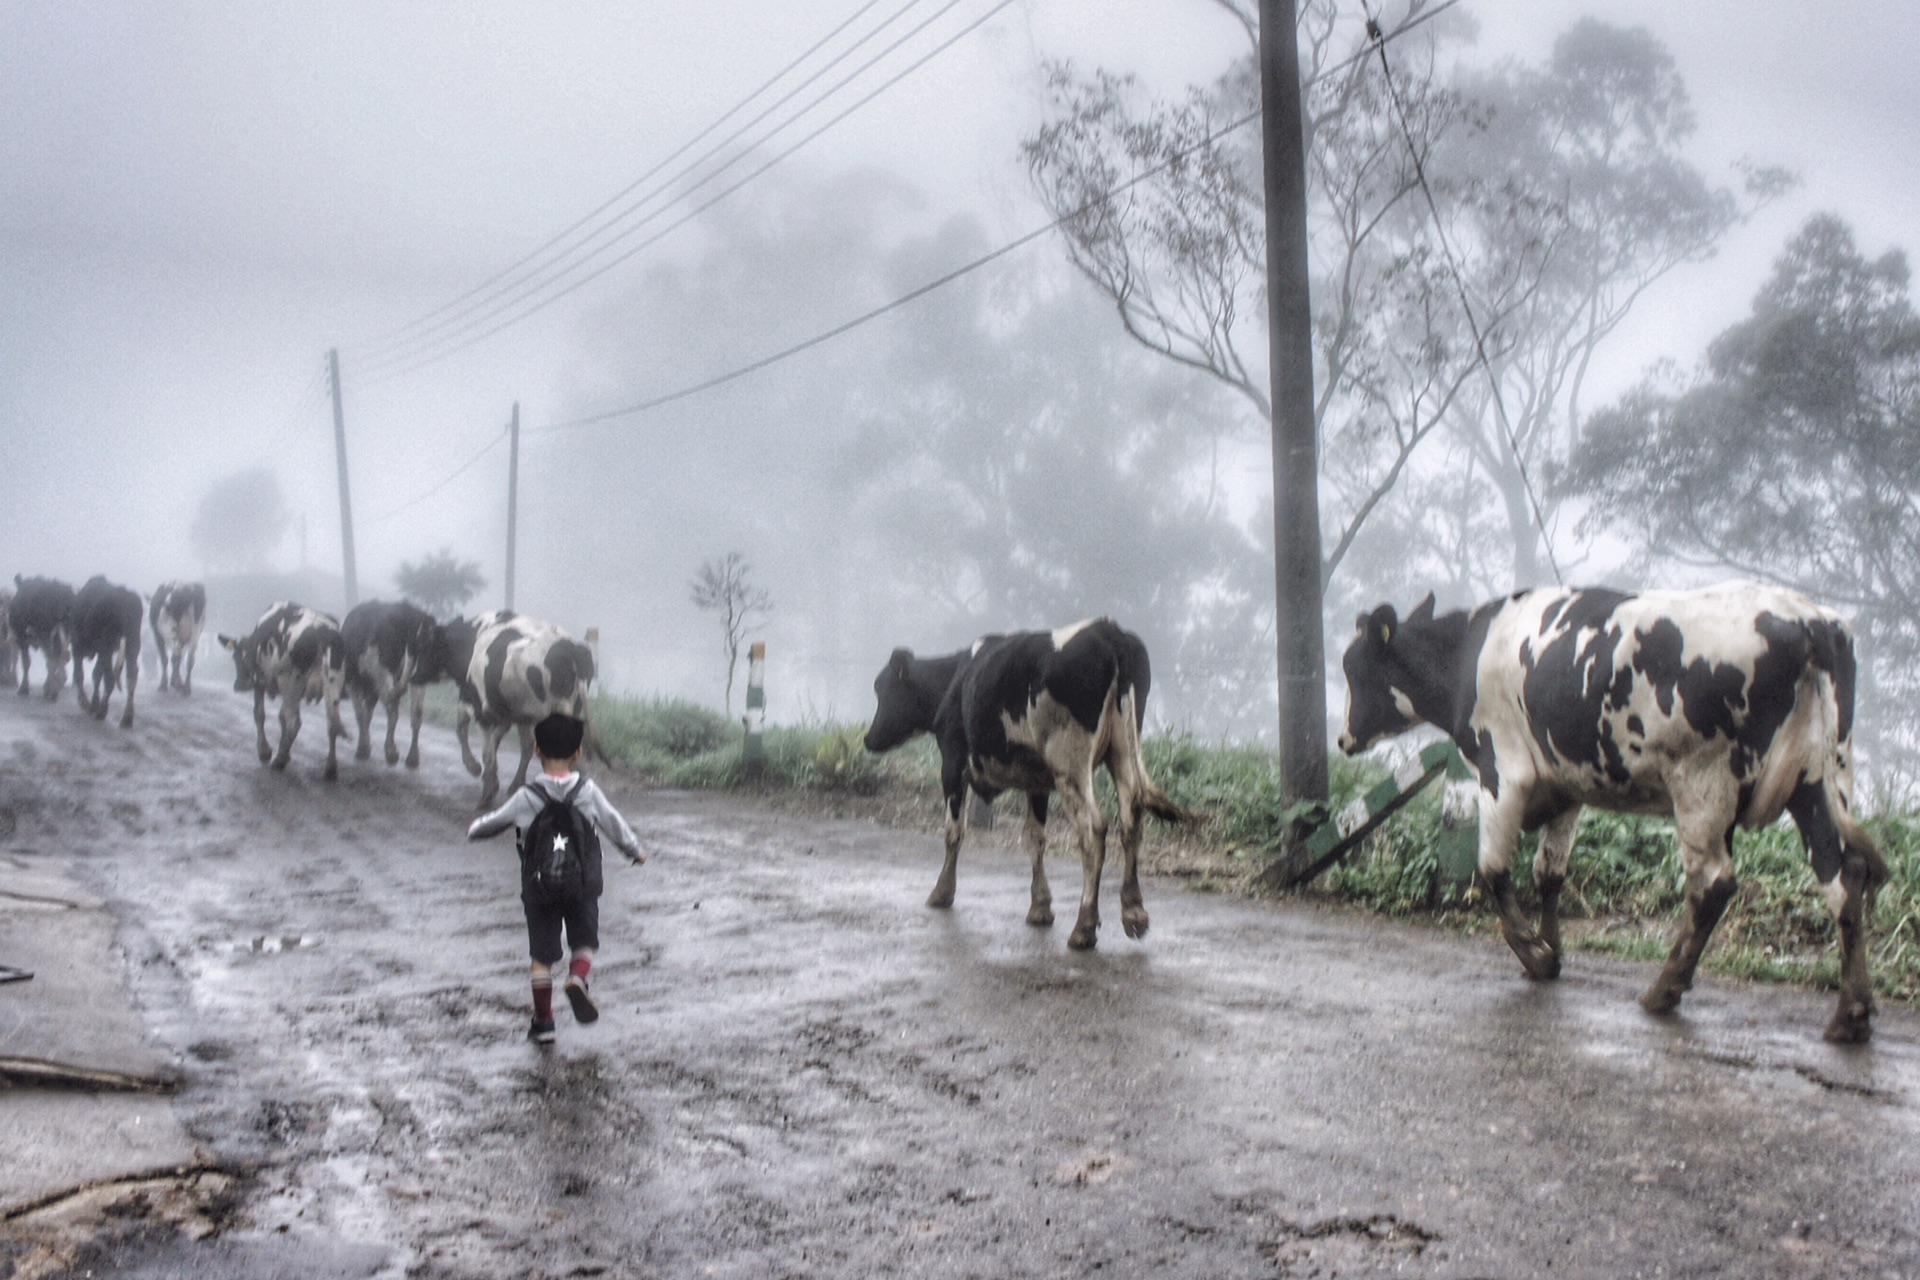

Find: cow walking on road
[71,576,143,727]
[1339,582,1888,1043]
[149,581,207,693]
[342,600,443,769]
[219,602,352,780]
[866,618,1185,950]
[443,610,601,807]
[8,575,75,701]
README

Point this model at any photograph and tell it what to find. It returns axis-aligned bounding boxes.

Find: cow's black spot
[1473,728,1500,800]
[1521,589,1634,779]
[483,628,521,720]
[525,664,546,703]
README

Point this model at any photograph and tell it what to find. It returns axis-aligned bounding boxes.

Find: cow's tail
[1114,680,1188,824]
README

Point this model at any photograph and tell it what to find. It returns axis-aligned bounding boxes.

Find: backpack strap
[562,777,588,807]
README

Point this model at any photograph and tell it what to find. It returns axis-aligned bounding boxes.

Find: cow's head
[1337,595,1436,755]
[220,633,261,692]
[866,648,933,753]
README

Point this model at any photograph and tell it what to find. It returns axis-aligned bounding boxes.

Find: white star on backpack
[552,834,569,852]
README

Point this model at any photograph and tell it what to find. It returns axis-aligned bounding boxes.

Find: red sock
[532,980,554,1022]
[569,955,592,983]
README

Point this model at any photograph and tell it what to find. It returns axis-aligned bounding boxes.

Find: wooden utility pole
[1260,0,1328,810]
[327,348,359,607]
[505,401,520,611]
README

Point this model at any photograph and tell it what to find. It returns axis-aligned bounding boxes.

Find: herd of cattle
[1,574,597,806]
[0,572,1891,1042]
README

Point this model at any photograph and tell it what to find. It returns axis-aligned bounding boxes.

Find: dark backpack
[518,778,604,906]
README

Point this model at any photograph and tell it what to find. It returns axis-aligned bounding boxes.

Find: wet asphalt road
[2,685,1919,1279]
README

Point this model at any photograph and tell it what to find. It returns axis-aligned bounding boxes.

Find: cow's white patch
[1051,618,1099,650]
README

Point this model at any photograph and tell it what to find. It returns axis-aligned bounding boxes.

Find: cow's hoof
[465,761,483,778]
[1122,908,1149,940]
[354,744,371,761]
[324,764,338,783]
[270,757,290,772]
[1638,986,1683,1016]
[1824,1012,1873,1045]
[926,888,955,910]
[120,714,134,729]
[1501,924,1558,980]
[385,747,400,766]
[405,751,420,770]
[1026,902,1054,927]
[1067,924,1098,950]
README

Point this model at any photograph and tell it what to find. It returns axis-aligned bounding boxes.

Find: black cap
[534,712,586,760]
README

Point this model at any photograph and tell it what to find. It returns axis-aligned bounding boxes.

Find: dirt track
[2,684,1918,1278]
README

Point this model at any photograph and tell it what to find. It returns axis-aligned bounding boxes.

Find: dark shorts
[524,893,599,965]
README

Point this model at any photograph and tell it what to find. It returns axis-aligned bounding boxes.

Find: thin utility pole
[1260,0,1328,810]
[505,401,520,611]
[328,348,359,607]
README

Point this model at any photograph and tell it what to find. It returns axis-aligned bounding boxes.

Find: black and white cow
[148,581,207,693]
[70,575,143,727]
[219,602,351,780]
[866,618,1184,950]
[443,610,600,807]
[8,575,75,701]
[1339,582,1889,1043]
[341,600,442,769]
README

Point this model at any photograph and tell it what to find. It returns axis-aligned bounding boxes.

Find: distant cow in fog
[9,575,75,701]
[219,602,351,780]
[443,610,599,806]
[149,581,207,693]
[866,618,1184,950]
[342,600,442,769]
[71,576,143,727]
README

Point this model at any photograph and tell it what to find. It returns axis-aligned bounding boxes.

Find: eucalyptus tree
[1561,215,1920,783]
[1023,5,1782,598]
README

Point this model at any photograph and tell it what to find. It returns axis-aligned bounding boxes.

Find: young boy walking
[468,712,645,1044]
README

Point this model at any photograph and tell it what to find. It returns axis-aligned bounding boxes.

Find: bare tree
[690,552,771,719]
[1024,6,1782,599]
[1025,0,1484,590]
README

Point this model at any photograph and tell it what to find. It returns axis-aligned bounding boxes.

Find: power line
[356,0,926,368]
[1360,0,1564,585]
[362,0,1007,382]
[524,1,1463,435]
[371,0,1463,513]
[360,0,896,356]
[370,424,511,523]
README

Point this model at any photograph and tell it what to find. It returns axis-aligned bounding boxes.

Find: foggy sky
[3,0,1917,720]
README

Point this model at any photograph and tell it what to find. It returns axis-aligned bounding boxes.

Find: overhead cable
[362,0,1006,382]
[355,0,916,365]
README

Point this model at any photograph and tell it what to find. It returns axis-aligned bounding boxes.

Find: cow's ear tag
[218,635,236,651]
[1378,622,1393,646]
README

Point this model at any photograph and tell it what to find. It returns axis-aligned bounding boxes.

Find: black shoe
[528,1018,556,1044]
[564,976,599,1025]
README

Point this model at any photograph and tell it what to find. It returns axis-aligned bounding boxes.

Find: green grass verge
[437,690,1920,1006]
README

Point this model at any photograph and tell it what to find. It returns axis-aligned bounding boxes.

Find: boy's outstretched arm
[468,790,537,841]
